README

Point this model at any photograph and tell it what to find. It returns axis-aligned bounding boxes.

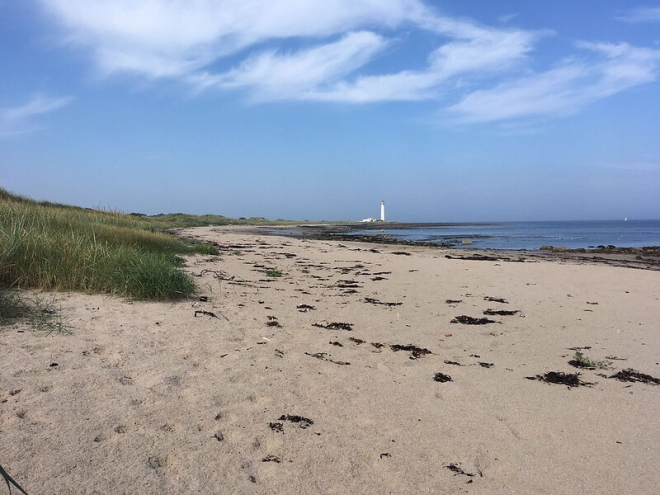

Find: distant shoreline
[220,223,660,271]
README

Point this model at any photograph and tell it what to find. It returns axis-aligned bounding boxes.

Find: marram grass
[0,188,213,300]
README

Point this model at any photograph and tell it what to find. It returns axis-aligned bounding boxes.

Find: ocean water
[347,220,660,250]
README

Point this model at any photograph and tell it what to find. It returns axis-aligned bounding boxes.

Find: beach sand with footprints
[2,226,659,494]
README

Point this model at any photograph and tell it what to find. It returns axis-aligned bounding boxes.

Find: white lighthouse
[380,200,385,222]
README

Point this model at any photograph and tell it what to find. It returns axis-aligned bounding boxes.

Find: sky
[1,0,660,222]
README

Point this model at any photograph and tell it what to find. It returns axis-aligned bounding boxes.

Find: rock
[461,239,473,245]
[540,245,553,251]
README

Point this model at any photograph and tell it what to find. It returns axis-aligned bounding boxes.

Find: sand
[2,226,659,494]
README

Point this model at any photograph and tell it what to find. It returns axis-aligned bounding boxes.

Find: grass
[0,187,295,309]
[265,269,283,278]
[0,289,67,334]
[569,351,613,370]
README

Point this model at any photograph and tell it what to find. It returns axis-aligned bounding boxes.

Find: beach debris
[444,333,453,338]
[194,310,218,318]
[605,355,627,361]
[312,322,353,331]
[484,296,508,304]
[444,360,462,366]
[373,271,391,275]
[445,464,475,478]
[343,289,360,294]
[370,249,381,253]
[199,296,209,302]
[380,453,392,459]
[478,362,494,368]
[434,373,453,383]
[586,301,599,305]
[391,251,411,256]
[262,455,281,463]
[451,315,497,325]
[364,297,402,307]
[305,352,350,366]
[608,369,660,385]
[568,351,612,370]
[349,337,365,345]
[567,346,591,351]
[214,432,224,441]
[269,422,284,433]
[445,254,501,261]
[329,341,343,347]
[336,280,361,288]
[483,309,519,316]
[526,371,593,388]
[390,344,433,359]
[445,299,463,304]
[266,316,282,328]
[275,349,284,358]
[371,276,388,281]
[279,415,314,429]
[371,342,385,349]
[296,304,315,312]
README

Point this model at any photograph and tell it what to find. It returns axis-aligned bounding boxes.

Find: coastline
[2,225,659,494]
[222,223,660,271]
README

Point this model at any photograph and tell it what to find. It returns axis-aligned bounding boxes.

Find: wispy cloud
[37,1,660,124]
[449,42,660,123]
[0,94,72,137]
[616,6,660,23]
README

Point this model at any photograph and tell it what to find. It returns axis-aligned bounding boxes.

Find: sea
[346,220,660,251]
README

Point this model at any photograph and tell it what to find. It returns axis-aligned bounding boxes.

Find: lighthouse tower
[380,201,385,222]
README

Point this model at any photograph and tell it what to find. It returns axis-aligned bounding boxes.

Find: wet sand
[2,225,659,494]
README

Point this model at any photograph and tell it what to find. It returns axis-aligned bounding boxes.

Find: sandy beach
[2,225,659,494]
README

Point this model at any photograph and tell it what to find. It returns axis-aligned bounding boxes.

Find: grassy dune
[0,188,233,303]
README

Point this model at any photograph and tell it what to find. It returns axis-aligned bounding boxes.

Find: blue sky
[1,0,660,221]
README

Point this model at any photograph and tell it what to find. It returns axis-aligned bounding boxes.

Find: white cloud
[449,42,660,123]
[0,95,72,137]
[36,1,660,124]
[192,31,388,100]
[616,6,660,23]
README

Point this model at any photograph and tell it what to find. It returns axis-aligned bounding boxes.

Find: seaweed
[478,362,494,368]
[364,297,402,307]
[390,344,432,359]
[483,309,519,316]
[451,315,497,325]
[526,371,592,388]
[609,369,660,385]
[349,337,365,345]
[444,360,462,366]
[279,415,314,428]
[445,299,463,304]
[312,322,353,331]
[194,310,218,318]
[484,296,508,304]
[445,464,474,477]
[297,304,315,312]
[434,373,453,383]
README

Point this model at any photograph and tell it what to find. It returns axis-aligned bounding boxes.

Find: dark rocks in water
[312,322,353,331]
[390,344,432,359]
[434,373,453,383]
[279,415,314,428]
[451,315,497,325]
[364,297,402,307]
[484,296,508,304]
[609,369,660,385]
[483,309,519,316]
[526,371,592,388]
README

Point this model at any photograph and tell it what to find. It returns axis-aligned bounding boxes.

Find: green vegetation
[265,269,283,278]
[569,351,613,370]
[0,289,66,334]
[1,187,297,310]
